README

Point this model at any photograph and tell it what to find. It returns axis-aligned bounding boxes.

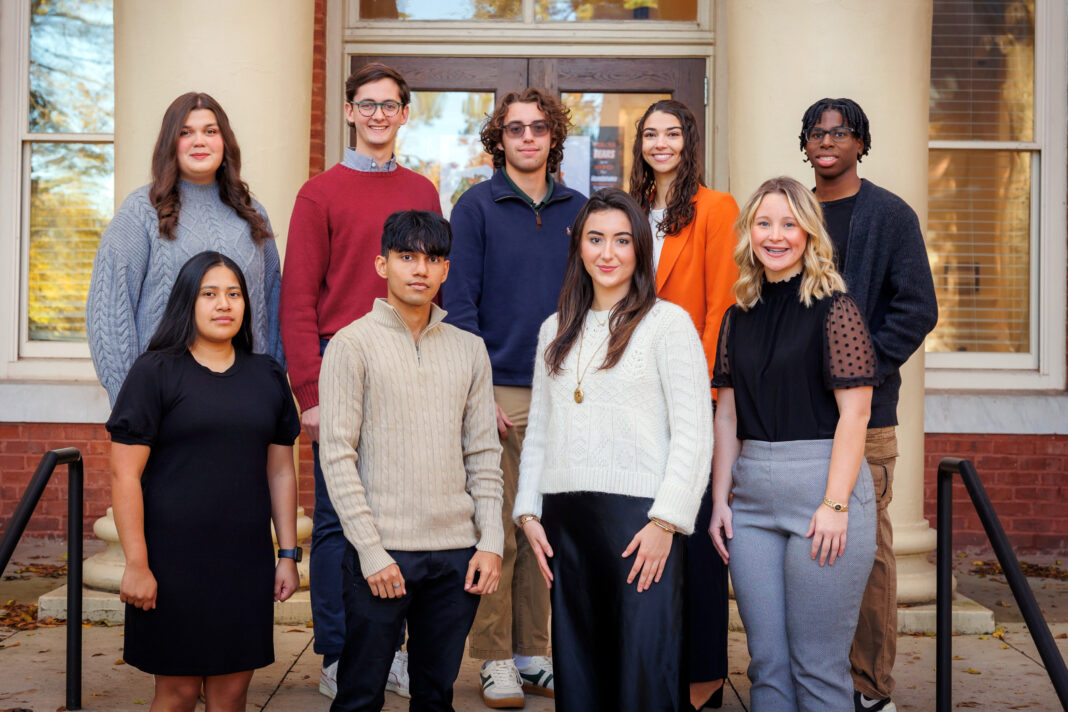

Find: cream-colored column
[83,0,314,592]
[726,0,937,603]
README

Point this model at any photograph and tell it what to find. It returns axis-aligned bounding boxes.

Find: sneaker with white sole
[386,650,411,698]
[854,690,897,712]
[516,655,554,699]
[479,659,525,708]
[319,660,338,699]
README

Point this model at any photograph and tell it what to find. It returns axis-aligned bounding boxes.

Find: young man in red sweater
[279,62,440,701]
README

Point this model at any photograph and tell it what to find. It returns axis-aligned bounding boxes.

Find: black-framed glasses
[351,100,405,117]
[805,126,857,143]
[503,120,550,138]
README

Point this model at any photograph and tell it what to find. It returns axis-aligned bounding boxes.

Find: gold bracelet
[649,517,677,534]
[823,497,849,513]
[518,514,540,526]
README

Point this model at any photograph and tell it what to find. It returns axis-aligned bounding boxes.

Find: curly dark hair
[149,92,271,244]
[798,97,872,162]
[628,99,704,236]
[480,88,572,174]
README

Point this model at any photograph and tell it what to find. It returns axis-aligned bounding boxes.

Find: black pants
[685,477,729,682]
[331,546,480,712]
[544,492,684,712]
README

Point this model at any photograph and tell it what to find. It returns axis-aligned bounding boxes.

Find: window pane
[394,91,496,218]
[929,0,1034,141]
[29,0,114,134]
[360,0,520,20]
[537,0,696,20]
[560,92,669,196]
[926,149,1031,353]
[27,142,114,342]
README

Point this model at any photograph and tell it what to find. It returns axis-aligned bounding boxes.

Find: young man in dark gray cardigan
[800,97,938,712]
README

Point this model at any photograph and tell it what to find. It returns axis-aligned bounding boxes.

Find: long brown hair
[149,92,271,244]
[544,189,658,376]
[480,87,572,174]
[628,99,704,236]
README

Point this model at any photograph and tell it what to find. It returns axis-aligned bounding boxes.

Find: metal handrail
[0,447,84,711]
[936,456,1068,711]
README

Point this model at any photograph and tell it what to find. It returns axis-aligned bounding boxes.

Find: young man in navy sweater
[801,97,938,712]
[443,87,584,709]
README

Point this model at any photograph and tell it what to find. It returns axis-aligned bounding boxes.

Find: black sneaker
[854,690,897,712]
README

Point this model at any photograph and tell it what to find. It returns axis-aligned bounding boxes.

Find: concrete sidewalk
[1,622,1065,710]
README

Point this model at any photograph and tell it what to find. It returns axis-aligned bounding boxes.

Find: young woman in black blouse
[108,251,301,712]
[707,177,878,711]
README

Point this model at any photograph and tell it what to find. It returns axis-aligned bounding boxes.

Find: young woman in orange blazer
[629,99,739,711]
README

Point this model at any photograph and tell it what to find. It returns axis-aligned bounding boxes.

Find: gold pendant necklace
[574,316,611,404]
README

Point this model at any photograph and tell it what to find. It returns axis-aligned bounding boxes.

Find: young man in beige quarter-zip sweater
[319,210,504,712]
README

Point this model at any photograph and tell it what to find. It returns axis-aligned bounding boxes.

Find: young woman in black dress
[108,251,301,712]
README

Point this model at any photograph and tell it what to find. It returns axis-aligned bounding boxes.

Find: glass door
[350,56,705,215]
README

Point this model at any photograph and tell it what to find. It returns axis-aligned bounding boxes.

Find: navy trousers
[331,546,480,712]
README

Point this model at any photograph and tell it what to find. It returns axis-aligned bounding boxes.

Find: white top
[512,300,713,533]
[649,208,667,268]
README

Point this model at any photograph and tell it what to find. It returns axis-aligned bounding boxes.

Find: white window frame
[0,0,111,422]
[924,0,1067,391]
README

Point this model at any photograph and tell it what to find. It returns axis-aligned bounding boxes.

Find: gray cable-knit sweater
[86,180,283,405]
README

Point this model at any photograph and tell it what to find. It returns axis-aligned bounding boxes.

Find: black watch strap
[277,547,303,562]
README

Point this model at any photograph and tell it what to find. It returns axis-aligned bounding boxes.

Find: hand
[806,505,848,566]
[274,558,300,602]
[520,519,554,589]
[622,522,674,593]
[119,562,158,610]
[465,551,502,595]
[301,405,320,443]
[366,563,406,599]
[708,502,733,565]
[494,401,513,439]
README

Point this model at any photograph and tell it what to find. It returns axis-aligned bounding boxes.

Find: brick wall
[309,0,327,177]
[924,433,1068,553]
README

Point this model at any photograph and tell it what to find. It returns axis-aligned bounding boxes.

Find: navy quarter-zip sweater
[833,179,938,428]
[444,170,585,386]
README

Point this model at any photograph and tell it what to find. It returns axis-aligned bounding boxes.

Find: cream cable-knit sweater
[513,300,713,534]
[319,299,504,578]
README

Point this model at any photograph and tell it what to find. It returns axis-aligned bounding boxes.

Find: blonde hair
[732,176,846,310]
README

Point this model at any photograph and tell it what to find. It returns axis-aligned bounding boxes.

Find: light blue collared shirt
[342,147,398,172]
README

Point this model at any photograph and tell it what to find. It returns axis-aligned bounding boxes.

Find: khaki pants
[467,385,551,660]
[850,426,899,699]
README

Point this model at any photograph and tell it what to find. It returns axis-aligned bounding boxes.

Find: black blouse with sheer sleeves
[710,272,878,442]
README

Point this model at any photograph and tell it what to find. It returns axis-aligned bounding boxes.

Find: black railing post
[936,457,1068,712]
[0,447,84,710]
[66,453,84,711]
[936,457,959,712]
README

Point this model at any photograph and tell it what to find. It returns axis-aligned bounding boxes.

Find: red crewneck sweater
[280,164,440,410]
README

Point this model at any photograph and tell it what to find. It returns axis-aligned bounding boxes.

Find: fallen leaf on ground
[992,625,1006,639]
[956,702,979,708]
[114,659,125,665]
[964,667,982,674]
[0,641,22,648]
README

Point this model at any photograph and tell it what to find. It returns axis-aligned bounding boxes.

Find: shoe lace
[485,660,521,686]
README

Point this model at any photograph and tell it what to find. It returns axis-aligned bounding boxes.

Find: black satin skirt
[685,477,729,682]
[543,492,684,712]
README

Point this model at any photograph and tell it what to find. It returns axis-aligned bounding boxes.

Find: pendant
[574,386,583,404]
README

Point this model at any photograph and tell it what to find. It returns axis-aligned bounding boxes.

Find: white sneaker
[386,650,411,698]
[516,655,554,698]
[479,659,525,708]
[319,660,338,699]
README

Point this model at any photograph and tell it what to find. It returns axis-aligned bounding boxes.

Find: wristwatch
[277,547,303,562]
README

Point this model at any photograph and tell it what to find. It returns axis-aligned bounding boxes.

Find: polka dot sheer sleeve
[823,293,879,390]
[709,304,736,389]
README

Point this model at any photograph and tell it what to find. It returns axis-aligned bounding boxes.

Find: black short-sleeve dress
[106,349,300,676]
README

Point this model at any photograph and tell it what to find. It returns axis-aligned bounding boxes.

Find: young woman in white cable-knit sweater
[513,188,713,712]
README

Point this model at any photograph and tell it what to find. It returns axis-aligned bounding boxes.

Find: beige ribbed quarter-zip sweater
[319,298,504,578]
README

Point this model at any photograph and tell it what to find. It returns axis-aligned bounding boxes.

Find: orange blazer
[655,186,740,385]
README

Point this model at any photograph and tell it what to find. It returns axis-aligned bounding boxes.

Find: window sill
[924,391,1068,435]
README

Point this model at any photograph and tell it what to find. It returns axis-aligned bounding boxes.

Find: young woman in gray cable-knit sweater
[86,92,282,404]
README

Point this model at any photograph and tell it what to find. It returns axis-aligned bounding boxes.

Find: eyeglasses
[503,120,550,138]
[351,100,405,117]
[805,126,857,143]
